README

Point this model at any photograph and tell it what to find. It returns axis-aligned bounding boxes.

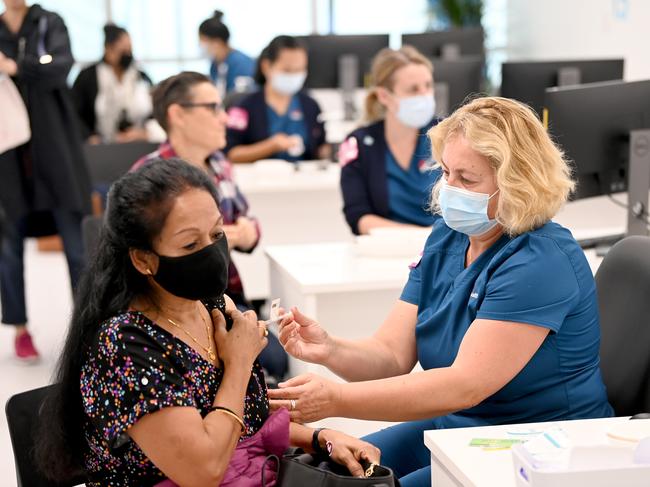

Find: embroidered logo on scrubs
[418,159,435,173]
[470,292,479,299]
[289,110,303,121]
[409,251,423,269]
[338,136,359,168]
[226,107,249,131]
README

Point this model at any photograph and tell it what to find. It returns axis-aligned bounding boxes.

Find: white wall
[507,0,650,81]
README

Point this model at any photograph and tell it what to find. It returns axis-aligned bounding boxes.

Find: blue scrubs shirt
[210,49,255,93]
[385,133,440,227]
[266,95,308,162]
[401,220,613,428]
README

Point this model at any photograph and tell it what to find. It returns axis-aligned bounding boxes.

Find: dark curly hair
[35,158,220,480]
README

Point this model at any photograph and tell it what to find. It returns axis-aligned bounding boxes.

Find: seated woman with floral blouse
[36,158,379,486]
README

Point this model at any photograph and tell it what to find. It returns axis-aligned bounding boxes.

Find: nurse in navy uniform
[339,46,442,235]
[224,35,329,163]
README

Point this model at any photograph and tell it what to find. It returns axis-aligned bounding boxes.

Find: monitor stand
[338,54,359,121]
[434,82,450,117]
[441,43,461,60]
[557,67,581,87]
[626,128,650,236]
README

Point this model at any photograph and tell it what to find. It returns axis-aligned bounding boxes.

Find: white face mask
[438,179,500,236]
[199,43,211,59]
[395,94,436,128]
[270,71,307,96]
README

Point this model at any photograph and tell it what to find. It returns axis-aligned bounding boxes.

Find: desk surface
[233,160,340,193]
[424,416,630,487]
[265,242,414,294]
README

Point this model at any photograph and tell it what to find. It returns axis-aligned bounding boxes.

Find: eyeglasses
[179,102,224,114]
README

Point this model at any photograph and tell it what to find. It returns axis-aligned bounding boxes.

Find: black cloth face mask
[118,52,134,69]
[152,237,229,301]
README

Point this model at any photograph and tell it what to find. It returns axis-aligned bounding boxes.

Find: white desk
[424,416,632,487]
[232,161,352,300]
[554,194,627,241]
[266,241,416,437]
[266,242,413,348]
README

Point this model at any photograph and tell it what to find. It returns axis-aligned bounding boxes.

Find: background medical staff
[340,46,442,235]
[198,10,255,97]
[224,35,329,163]
[269,97,614,487]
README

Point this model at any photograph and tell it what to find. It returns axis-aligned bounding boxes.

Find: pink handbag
[154,407,290,487]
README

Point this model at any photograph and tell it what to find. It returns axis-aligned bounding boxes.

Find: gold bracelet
[209,406,246,433]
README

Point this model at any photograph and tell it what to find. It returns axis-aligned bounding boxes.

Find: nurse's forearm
[334,367,480,422]
[324,336,410,381]
[227,139,281,163]
[357,215,426,235]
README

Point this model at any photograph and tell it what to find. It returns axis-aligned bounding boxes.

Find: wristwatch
[312,428,331,456]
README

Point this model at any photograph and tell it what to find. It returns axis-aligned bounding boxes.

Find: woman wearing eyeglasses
[131,71,288,383]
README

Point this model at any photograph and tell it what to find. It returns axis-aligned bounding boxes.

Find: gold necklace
[165,307,216,362]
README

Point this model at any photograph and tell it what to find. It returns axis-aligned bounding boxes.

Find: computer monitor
[402,27,484,59]
[296,34,390,89]
[501,59,624,118]
[544,80,650,235]
[431,56,484,116]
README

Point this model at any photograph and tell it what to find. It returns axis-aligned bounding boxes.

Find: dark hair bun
[103,23,127,46]
[213,10,224,20]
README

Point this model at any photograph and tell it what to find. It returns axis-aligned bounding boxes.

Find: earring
[146,269,153,276]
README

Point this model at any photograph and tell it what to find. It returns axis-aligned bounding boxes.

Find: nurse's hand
[268,373,341,423]
[270,133,296,152]
[277,307,333,364]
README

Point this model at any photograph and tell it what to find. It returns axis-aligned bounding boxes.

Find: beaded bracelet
[209,405,246,433]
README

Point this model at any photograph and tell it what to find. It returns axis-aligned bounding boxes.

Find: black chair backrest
[83,141,158,187]
[82,214,104,257]
[5,385,86,487]
[223,91,251,111]
[595,236,650,415]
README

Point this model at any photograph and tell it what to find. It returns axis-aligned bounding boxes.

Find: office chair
[83,141,158,187]
[595,236,650,416]
[5,385,87,487]
[223,90,251,110]
[82,214,104,257]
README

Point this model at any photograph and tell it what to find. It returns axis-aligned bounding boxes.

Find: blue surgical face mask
[271,71,307,96]
[396,94,436,128]
[438,179,500,236]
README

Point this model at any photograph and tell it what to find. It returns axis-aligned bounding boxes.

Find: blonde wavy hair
[429,96,575,236]
[364,46,433,123]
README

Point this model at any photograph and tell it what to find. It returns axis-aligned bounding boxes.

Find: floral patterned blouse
[80,300,269,486]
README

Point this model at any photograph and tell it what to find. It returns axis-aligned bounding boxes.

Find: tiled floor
[0,240,74,487]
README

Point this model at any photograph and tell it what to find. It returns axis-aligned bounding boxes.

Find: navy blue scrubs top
[266,95,308,162]
[385,133,440,227]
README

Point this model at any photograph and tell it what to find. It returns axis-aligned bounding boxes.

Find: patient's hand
[319,430,381,478]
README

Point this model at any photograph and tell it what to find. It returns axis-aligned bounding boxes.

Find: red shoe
[15,331,40,363]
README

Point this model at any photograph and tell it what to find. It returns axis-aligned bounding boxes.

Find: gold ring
[290,399,296,410]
